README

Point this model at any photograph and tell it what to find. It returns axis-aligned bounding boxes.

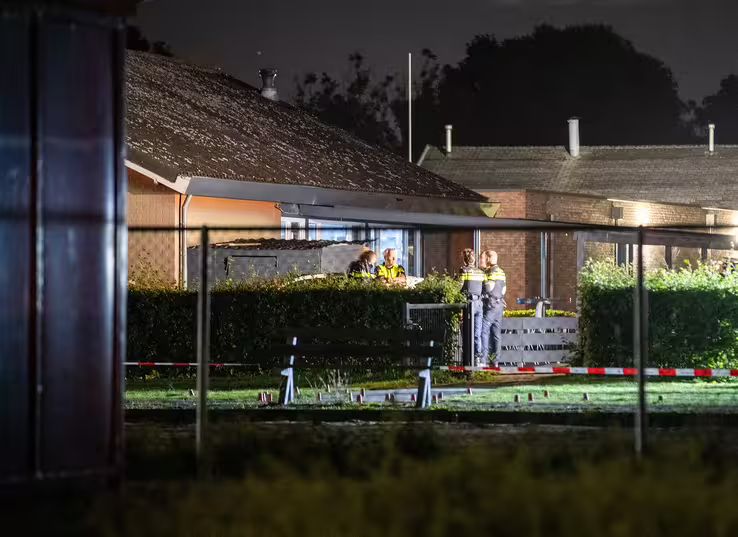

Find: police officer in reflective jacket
[458,248,485,364]
[375,248,407,286]
[481,250,507,365]
[347,250,377,280]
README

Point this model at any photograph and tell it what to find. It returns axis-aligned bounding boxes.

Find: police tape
[124,362,738,378]
[439,365,738,378]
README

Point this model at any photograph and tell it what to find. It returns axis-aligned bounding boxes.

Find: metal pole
[407,52,412,163]
[413,229,422,276]
[473,229,481,265]
[540,232,548,299]
[196,226,211,476]
[634,227,648,457]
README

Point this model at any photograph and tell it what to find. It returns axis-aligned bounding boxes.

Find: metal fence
[404,303,465,364]
[500,317,578,365]
[123,221,738,473]
[405,303,579,366]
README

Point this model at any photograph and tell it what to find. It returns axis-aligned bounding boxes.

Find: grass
[9,422,738,536]
[125,374,738,412]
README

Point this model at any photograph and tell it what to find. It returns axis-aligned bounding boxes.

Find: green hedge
[578,261,738,368]
[128,275,464,366]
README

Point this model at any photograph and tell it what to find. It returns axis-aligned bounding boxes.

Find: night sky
[136,0,738,103]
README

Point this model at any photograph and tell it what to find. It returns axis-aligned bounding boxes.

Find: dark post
[196,226,211,475]
[0,3,129,485]
[462,301,474,366]
[634,228,648,456]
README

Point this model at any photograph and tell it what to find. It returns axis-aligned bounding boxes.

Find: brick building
[420,122,738,309]
[124,51,492,286]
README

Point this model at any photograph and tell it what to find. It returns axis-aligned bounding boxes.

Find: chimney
[259,68,278,101]
[568,117,580,157]
[444,124,453,154]
[709,123,716,154]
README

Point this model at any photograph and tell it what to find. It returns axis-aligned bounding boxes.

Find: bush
[128,275,464,366]
[578,260,738,368]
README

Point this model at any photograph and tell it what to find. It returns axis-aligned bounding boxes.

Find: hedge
[578,260,738,369]
[128,275,464,366]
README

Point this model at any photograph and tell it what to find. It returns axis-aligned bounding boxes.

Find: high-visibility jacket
[375,263,406,280]
[483,265,507,305]
[458,266,485,298]
[347,260,375,280]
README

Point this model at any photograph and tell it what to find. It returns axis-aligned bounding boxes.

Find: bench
[270,327,444,408]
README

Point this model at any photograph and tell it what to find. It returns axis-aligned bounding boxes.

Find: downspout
[180,194,193,288]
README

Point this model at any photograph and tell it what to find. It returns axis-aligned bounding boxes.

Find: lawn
[125,374,738,412]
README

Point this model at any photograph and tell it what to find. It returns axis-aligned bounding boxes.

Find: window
[280,216,420,275]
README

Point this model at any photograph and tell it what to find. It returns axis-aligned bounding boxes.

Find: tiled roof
[200,238,365,250]
[125,51,483,203]
[421,145,738,209]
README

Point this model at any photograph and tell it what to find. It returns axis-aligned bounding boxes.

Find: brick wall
[434,189,738,312]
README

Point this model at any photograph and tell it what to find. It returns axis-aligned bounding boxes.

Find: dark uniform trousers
[459,266,485,364]
[481,265,507,364]
[481,301,503,364]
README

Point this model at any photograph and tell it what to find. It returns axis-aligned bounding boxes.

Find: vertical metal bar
[407,52,412,163]
[27,8,42,480]
[110,15,127,480]
[634,227,647,457]
[196,226,211,476]
[413,229,422,276]
[540,232,548,299]
[473,229,481,265]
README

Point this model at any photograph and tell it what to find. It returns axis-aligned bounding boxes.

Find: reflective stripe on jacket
[484,265,507,302]
[459,266,484,297]
[375,264,406,279]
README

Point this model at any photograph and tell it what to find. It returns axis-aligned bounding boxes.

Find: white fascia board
[125,160,191,194]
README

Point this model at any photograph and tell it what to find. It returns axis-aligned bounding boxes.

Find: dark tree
[428,25,692,147]
[126,25,173,57]
[294,53,400,151]
[296,25,694,157]
[696,75,738,142]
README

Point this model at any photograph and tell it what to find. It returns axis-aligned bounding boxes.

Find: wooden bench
[270,327,444,408]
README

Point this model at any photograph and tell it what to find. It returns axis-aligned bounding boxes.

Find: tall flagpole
[408,52,412,163]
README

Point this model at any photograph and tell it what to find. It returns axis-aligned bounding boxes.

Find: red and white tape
[125,362,738,378]
[440,365,738,378]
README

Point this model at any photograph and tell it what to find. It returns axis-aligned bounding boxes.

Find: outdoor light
[636,206,650,226]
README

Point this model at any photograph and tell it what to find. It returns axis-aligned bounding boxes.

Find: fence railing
[500,317,578,365]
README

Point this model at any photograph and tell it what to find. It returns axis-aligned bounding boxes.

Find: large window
[280,217,419,275]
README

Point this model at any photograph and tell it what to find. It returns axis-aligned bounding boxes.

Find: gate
[404,303,465,364]
[405,303,578,366]
[500,317,578,365]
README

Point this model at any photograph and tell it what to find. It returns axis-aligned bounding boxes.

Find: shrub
[128,275,464,366]
[578,260,738,368]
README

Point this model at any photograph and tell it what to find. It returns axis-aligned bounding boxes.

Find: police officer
[375,248,407,285]
[347,250,377,280]
[458,248,485,364]
[481,250,506,366]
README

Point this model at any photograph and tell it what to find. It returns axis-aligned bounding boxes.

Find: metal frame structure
[129,219,738,463]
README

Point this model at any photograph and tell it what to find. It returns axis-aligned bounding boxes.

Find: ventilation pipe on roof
[259,68,278,101]
[709,123,716,154]
[568,117,580,158]
[444,124,453,154]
